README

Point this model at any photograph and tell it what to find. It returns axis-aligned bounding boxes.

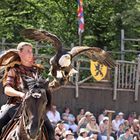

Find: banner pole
[79,32,82,46]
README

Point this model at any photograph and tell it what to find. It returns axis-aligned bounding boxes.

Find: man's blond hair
[17,42,33,51]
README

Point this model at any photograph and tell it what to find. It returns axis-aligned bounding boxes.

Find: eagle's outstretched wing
[0,49,19,66]
[69,46,115,68]
[21,28,62,52]
[0,49,20,79]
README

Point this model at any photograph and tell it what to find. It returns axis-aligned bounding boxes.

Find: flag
[77,0,84,35]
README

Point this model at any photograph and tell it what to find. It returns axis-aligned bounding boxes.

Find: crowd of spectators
[46,106,140,140]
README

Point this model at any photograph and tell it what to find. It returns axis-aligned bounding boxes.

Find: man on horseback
[0,42,54,140]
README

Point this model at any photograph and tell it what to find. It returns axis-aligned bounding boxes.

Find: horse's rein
[21,93,45,140]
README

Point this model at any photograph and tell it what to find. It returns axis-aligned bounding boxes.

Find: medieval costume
[0,47,54,140]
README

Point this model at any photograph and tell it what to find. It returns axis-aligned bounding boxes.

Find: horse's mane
[45,87,52,110]
[23,75,52,110]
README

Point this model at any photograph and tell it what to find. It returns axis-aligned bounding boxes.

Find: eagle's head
[58,53,71,67]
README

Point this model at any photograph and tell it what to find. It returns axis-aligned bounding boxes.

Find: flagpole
[77,0,84,46]
[76,0,84,98]
[79,32,82,46]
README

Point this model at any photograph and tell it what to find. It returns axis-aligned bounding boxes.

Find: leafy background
[0,0,140,60]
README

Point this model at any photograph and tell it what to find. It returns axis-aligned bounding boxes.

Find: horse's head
[22,77,48,139]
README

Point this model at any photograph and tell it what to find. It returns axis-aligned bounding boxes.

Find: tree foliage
[0,0,139,58]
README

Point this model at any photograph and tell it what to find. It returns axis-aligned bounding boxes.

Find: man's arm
[77,117,85,132]
[5,86,25,98]
[4,68,25,99]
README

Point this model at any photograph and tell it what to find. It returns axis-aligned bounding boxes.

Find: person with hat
[63,130,75,140]
[99,116,109,130]
[99,116,114,140]
[118,112,125,125]
[77,128,89,140]
[55,120,66,140]
[0,42,54,139]
[86,116,100,133]
[86,116,102,140]
[77,111,93,133]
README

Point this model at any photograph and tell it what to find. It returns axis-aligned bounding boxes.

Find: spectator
[118,126,133,140]
[128,112,137,125]
[123,120,130,131]
[118,112,125,125]
[86,116,102,140]
[112,114,121,133]
[55,120,66,140]
[86,116,100,133]
[77,111,93,133]
[62,107,77,133]
[99,117,114,140]
[137,114,140,122]
[63,130,75,140]
[89,133,98,140]
[76,108,85,123]
[47,105,61,127]
[99,117,109,136]
[133,112,137,119]
[128,113,134,125]
[116,123,125,139]
[131,119,140,140]
[77,128,89,140]
[98,109,107,124]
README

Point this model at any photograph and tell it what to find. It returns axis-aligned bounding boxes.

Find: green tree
[0,0,139,59]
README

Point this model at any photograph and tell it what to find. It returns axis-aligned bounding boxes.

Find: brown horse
[1,77,51,140]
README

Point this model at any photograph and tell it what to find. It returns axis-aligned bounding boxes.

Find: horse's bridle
[20,91,45,140]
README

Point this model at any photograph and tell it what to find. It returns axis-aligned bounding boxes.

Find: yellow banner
[90,60,108,81]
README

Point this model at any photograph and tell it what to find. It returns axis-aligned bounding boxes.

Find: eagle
[21,28,116,87]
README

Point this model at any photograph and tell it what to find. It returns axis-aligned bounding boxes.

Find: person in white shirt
[118,112,125,125]
[47,105,61,127]
[112,114,121,132]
